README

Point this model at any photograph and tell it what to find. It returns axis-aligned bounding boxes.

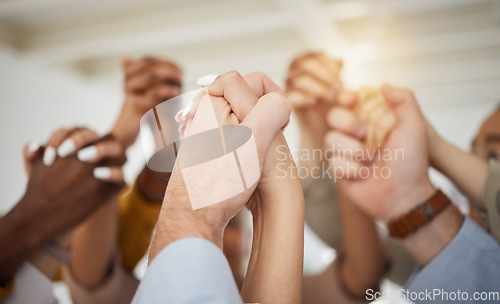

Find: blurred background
[1,0,500,302]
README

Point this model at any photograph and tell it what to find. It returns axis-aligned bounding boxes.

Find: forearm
[300,134,327,185]
[338,189,386,297]
[149,173,224,262]
[0,200,43,284]
[402,204,464,266]
[68,198,118,288]
[110,103,142,149]
[242,136,305,304]
[242,188,304,304]
[430,137,488,209]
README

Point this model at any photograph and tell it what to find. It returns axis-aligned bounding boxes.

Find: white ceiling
[1,0,500,103]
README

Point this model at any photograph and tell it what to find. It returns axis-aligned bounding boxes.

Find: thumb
[241,92,291,163]
[381,83,421,120]
[121,57,132,68]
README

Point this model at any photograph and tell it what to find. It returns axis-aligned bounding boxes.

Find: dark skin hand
[0,135,125,285]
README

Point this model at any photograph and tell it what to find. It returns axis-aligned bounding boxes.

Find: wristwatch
[388,190,451,238]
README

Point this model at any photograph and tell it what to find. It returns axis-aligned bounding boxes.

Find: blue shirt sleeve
[132,238,243,304]
[405,217,500,303]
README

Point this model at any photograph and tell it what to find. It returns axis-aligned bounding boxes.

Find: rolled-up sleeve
[132,238,243,304]
[406,217,500,303]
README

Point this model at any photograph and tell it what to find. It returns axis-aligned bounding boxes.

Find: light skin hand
[327,84,464,266]
[326,84,436,222]
[149,71,291,261]
[177,71,304,304]
[231,72,305,304]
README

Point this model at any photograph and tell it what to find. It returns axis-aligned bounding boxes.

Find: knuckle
[402,89,415,99]
[268,92,291,117]
[223,70,241,81]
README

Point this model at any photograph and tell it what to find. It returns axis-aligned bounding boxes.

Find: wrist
[110,104,142,148]
[383,179,436,222]
[402,204,464,265]
[149,175,225,260]
[9,197,46,250]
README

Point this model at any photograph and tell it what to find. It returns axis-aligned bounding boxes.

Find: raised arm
[427,121,489,209]
[141,71,294,304]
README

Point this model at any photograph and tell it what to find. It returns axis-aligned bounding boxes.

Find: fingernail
[181,102,192,120]
[93,167,111,180]
[77,146,98,162]
[43,146,56,166]
[175,109,184,122]
[196,74,218,86]
[27,141,41,153]
[57,139,76,157]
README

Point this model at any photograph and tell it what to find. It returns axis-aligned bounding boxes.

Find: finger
[327,107,366,139]
[291,58,338,89]
[289,52,321,71]
[93,167,124,183]
[44,127,78,166]
[23,141,42,175]
[286,89,315,108]
[121,57,132,68]
[329,157,362,180]
[289,74,330,101]
[57,129,99,158]
[243,72,283,97]
[337,91,358,108]
[324,131,365,159]
[125,71,155,93]
[154,65,182,86]
[206,71,259,122]
[381,84,421,119]
[124,58,152,78]
[357,97,381,122]
[77,140,123,163]
[153,84,181,102]
[374,111,397,145]
[243,72,290,128]
[241,92,291,161]
[178,90,205,121]
[25,141,41,159]
[317,54,343,76]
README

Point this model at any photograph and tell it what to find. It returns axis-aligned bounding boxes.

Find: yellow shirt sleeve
[118,181,161,273]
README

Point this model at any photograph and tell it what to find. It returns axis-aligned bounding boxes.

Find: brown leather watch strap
[388,190,450,238]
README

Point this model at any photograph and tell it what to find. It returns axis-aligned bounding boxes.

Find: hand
[149,71,291,259]
[177,72,299,215]
[111,57,182,148]
[19,128,126,243]
[325,84,435,222]
[286,52,344,146]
